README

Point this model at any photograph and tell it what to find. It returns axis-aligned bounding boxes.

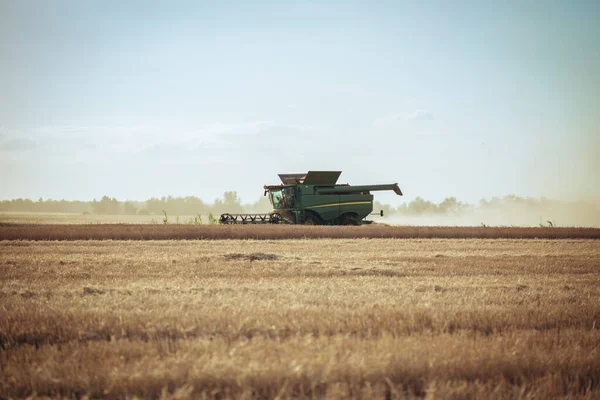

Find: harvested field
[1,223,600,241]
[1,238,600,399]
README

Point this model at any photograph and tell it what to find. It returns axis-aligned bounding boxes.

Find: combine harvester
[220,171,402,225]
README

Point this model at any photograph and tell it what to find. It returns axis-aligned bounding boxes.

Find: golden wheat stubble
[0,238,599,398]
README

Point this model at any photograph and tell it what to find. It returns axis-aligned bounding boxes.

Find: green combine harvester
[219,171,402,225]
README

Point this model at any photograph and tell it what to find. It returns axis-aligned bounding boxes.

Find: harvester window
[270,190,283,208]
[269,187,295,209]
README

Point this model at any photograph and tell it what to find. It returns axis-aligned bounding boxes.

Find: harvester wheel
[303,213,319,225]
[341,213,360,226]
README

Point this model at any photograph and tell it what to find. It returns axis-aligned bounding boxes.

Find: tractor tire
[341,213,361,226]
[304,212,320,225]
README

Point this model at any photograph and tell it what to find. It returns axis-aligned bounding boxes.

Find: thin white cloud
[202,120,275,139]
[0,120,321,168]
[404,109,435,121]
[16,121,277,155]
[373,113,402,126]
[0,126,37,151]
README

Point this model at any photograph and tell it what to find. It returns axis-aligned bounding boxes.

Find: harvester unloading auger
[220,171,402,225]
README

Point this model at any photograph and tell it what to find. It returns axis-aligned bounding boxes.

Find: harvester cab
[220,171,402,225]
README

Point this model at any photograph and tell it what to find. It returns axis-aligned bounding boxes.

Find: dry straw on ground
[1,238,599,399]
[1,223,599,240]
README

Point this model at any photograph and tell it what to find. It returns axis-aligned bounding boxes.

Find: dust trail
[379,201,600,227]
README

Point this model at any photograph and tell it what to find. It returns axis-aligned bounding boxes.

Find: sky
[1,0,599,206]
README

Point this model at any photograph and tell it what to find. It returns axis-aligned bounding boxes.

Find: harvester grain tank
[219,171,402,225]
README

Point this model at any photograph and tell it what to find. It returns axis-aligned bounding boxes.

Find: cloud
[0,126,36,151]
[30,121,279,147]
[203,121,275,140]
[373,114,402,126]
[20,122,274,156]
[134,121,312,164]
[215,122,316,141]
[2,120,316,166]
[404,109,435,121]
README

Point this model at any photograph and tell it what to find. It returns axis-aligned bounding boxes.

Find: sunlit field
[2,223,600,240]
[2,238,599,399]
[0,212,197,225]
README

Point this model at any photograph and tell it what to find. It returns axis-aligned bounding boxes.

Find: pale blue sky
[1,1,598,205]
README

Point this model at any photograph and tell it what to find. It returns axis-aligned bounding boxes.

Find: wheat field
[2,223,600,240]
[1,238,599,399]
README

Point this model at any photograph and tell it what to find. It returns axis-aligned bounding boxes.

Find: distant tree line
[374,196,471,216]
[1,194,597,223]
[0,192,271,215]
[376,195,599,220]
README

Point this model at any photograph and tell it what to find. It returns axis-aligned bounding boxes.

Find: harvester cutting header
[220,171,402,225]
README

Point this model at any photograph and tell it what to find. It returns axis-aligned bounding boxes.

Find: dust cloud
[379,198,600,227]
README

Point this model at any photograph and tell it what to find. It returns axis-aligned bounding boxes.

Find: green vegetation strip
[1,224,599,240]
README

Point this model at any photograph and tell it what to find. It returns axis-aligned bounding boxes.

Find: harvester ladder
[295,210,305,225]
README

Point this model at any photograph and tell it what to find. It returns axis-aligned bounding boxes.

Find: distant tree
[396,202,409,214]
[438,197,457,214]
[92,196,120,214]
[407,197,437,214]
[146,197,167,215]
[223,191,241,206]
[213,191,243,214]
[165,196,207,215]
[91,198,103,214]
[123,202,138,215]
[437,197,469,215]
